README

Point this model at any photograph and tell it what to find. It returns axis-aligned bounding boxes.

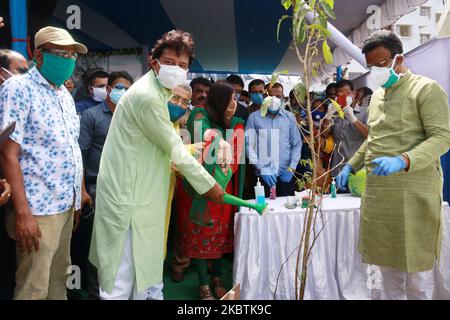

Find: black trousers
[70,184,99,300]
[0,207,15,300]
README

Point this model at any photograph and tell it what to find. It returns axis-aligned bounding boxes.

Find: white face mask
[92,87,108,102]
[346,96,353,107]
[156,60,188,89]
[369,54,403,89]
[268,96,282,113]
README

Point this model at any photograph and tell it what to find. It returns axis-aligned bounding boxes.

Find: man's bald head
[0,49,29,85]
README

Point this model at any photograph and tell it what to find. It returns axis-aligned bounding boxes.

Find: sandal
[199,285,215,300]
[211,277,227,299]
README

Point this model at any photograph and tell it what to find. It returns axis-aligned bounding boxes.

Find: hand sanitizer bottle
[255,178,266,205]
[331,178,337,198]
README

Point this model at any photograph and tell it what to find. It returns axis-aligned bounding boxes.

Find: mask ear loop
[390,54,404,77]
[1,67,14,77]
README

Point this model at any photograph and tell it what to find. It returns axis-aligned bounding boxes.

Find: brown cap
[35,26,88,54]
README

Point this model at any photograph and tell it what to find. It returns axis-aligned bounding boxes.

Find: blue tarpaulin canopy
[46,0,426,75]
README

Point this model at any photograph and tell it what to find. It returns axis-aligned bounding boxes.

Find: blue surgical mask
[110,88,126,105]
[168,102,187,122]
[250,93,264,105]
[312,110,325,121]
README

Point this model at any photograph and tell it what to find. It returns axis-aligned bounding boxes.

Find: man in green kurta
[89,30,224,300]
[336,30,450,300]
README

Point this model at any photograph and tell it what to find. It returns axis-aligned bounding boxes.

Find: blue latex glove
[261,175,277,188]
[279,170,294,183]
[371,156,406,176]
[335,164,353,190]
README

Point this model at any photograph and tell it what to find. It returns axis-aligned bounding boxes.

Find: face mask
[156,60,187,89]
[38,52,75,87]
[110,88,126,105]
[250,93,264,105]
[312,110,326,121]
[92,87,108,102]
[168,102,187,122]
[240,101,249,108]
[346,96,353,106]
[267,97,282,114]
[370,54,403,89]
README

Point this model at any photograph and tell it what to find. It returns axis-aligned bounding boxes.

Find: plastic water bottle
[254,178,266,205]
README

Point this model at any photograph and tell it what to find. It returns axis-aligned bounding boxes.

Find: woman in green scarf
[176,82,245,300]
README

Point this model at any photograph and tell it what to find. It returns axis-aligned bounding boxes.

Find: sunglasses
[114,83,129,90]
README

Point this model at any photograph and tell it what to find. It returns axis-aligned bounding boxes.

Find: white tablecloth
[233,194,450,300]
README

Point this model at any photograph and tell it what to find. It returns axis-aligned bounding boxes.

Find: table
[233,194,450,300]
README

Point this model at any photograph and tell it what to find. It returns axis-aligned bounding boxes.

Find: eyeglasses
[41,48,78,60]
[170,94,190,107]
[114,83,129,90]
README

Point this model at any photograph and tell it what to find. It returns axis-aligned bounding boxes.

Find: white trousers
[99,230,164,300]
[147,281,164,300]
[377,265,434,300]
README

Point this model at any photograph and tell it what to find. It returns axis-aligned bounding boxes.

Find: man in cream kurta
[89,31,222,299]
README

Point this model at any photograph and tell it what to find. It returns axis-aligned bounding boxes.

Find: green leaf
[322,40,333,64]
[270,70,289,86]
[294,9,308,44]
[319,16,328,29]
[330,99,345,119]
[296,23,307,43]
[293,83,307,104]
[323,0,334,9]
[310,23,331,37]
[276,15,291,42]
[310,0,317,10]
[281,0,292,10]
[320,2,336,20]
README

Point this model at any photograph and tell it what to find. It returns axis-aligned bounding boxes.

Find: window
[436,13,442,24]
[395,25,412,37]
[420,6,431,19]
[420,33,431,44]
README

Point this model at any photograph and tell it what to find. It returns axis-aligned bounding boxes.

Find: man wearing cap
[0,26,89,300]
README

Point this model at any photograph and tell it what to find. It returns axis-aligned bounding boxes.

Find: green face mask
[38,52,76,87]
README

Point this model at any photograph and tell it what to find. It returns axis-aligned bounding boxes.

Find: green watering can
[215,165,268,216]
